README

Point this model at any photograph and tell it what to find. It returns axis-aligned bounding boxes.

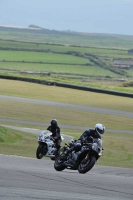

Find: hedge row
[0,75,133,98]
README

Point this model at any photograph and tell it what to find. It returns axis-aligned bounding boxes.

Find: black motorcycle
[54,138,103,174]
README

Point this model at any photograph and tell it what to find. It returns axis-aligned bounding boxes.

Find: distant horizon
[0,24,133,37]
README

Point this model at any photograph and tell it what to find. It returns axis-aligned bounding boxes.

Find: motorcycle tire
[78,156,96,174]
[54,156,66,171]
[51,157,55,161]
[36,144,47,159]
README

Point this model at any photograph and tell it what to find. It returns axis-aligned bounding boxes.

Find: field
[0,62,115,76]
[0,50,90,64]
[0,39,133,93]
[1,27,133,49]
[0,80,133,168]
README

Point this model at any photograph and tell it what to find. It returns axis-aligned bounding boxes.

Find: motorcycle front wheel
[36,144,47,159]
[78,156,96,174]
[54,156,66,171]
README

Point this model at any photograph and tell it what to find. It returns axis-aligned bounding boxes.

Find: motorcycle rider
[79,123,105,146]
[64,123,105,165]
[47,119,61,155]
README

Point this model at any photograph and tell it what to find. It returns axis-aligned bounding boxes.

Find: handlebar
[83,142,92,146]
[65,143,70,147]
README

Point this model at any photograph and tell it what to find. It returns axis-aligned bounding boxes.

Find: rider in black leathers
[47,119,61,154]
[79,123,105,144]
[64,123,105,163]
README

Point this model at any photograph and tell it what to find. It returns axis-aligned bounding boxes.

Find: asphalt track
[0,155,133,200]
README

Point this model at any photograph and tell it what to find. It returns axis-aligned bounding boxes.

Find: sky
[0,0,133,35]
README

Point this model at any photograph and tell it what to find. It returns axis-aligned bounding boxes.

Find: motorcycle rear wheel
[78,156,96,174]
[36,144,47,159]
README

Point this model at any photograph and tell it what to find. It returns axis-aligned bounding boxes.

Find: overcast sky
[0,0,133,35]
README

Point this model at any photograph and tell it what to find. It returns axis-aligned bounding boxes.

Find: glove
[54,137,57,141]
[89,136,94,142]
[50,136,55,142]
[50,136,52,140]
[64,149,70,155]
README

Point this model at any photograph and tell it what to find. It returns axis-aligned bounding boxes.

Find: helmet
[51,119,58,127]
[95,123,105,138]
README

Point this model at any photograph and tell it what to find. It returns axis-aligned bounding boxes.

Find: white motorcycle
[36,130,64,160]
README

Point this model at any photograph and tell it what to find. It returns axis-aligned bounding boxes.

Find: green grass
[1,39,133,60]
[0,62,118,77]
[0,126,22,143]
[1,100,133,130]
[0,126,37,157]
[0,39,129,54]
[1,79,133,112]
[1,39,133,91]
[1,38,132,62]
[1,30,133,49]
[0,50,89,64]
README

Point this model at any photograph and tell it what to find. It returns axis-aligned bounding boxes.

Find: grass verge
[1,79,133,112]
[0,100,133,130]
[0,126,37,158]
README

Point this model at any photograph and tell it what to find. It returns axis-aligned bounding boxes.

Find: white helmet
[95,123,105,137]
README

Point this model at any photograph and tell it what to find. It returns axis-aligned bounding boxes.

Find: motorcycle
[54,138,103,173]
[36,130,64,160]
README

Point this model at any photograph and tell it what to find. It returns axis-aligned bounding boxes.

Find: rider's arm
[54,127,61,140]
[79,130,91,143]
[47,126,51,131]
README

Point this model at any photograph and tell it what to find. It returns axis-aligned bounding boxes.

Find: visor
[96,128,104,135]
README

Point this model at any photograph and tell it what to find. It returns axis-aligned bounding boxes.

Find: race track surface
[0,155,133,200]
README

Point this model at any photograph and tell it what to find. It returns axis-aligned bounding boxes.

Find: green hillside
[0,25,133,49]
[0,26,133,93]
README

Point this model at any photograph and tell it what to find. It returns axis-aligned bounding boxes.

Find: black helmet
[51,119,58,127]
[95,123,105,138]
